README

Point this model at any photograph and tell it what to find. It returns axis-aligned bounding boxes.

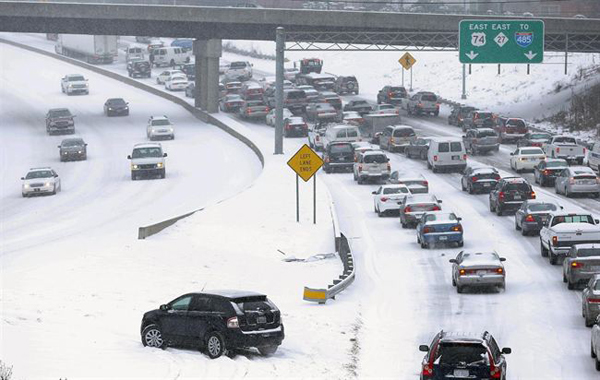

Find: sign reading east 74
[459,20,544,64]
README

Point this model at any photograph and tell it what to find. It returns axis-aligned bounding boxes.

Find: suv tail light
[588,298,600,303]
[380,197,388,202]
[543,169,549,175]
[489,351,502,379]
[572,261,584,268]
[432,205,441,211]
[421,363,433,378]
[494,175,501,181]
[462,154,467,160]
[552,236,558,246]
[433,155,438,162]
[388,91,393,97]
[417,102,423,107]
[459,269,466,276]
[404,206,412,213]
[525,214,535,222]
[530,191,536,199]
[451,225,462,232]
[358,165,363,172]
[324,157,330,163]
[423,181,429,187]
[499,191,505,200]
[569,178,575,185]
[556,147,560,153]
[227,316,239,329]
[496,267,504,274]
[423,226,433,233]
[584,147,587,155]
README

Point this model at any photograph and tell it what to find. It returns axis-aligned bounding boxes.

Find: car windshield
[425,213,457,222]
[229,62,247,69]
[451,142,463,152]
[529,203,557,212]
[521,148,543,155]
[68,75,85,81]
[389,87,406,93]
[551,215,595,226]
[577,248,600,257]
[421,94,437,101]
[379,105,395,110]
[286,91,305,99]
[531,133,551,139]
[505,183,530,192]
[383,187,408,195]
[50,109,71,117]
[435,343,489,366]
[353,101,369,106]
[546,161,567,168]
[152,119,170,126]
[226,95,242,101]
[330,144,352,154]
[477,130,497,137]
[26,170,53,179]
[62,139,83,147]
[132,147,162,158]
[363,154,387,164]
[554,137,577,144]
[477,112,493,119]
[393,128,414,137]
[108,99,125,105]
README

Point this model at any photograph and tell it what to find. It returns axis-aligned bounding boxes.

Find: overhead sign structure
[459,20,544,64]
[398,52,417,70]
[287,144,323,182]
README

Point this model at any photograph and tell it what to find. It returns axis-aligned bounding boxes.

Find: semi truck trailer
[55,34,118,64]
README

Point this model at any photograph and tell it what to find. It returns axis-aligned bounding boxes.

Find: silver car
[389,172,429,194]
[399,194,442,228]
[555,166,600,198]
[563,244,600,290]
[583,274,600,327]
[450,251,506,293]
[58,137,87,161]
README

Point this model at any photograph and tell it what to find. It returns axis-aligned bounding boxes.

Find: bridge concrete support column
[193,39,222,113]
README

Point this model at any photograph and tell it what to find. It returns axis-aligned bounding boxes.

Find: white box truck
[55,34,118,64]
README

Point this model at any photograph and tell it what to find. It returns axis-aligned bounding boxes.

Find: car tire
[566,188,572,198]
[22,193,27,198]
[258,346,279,356]
[549,250,558,265]
[420,240,427,249]
[205,332,225,359]
[496,205,503,216]
[160,170,166,179]
[461,180,466,191]
[452,277,456,286]
[420,151,427,160]
[592,341,597,357]
[515,219,521,230]
[596,357,600,371]
[567,279,575,290]
[141,324,165,349]
[468,184,474,194]
[457,285,464,294]
[131,173,137,181]
[540,240,549,257]
[401,220,407,229]
[457,240,464,247]
[499,282,506,292]
[521,227,528,236]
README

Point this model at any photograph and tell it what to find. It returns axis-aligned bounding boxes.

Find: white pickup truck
[540,212,600,264]
[543,135,586,165]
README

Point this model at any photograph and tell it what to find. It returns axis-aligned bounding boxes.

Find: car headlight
[78,151,82,154]
[45,182,51,187]
[108,108,113,111]
[68,84,73,87]
[157,163,163,168]
[132,164,138,169]
[85,83,89,87]
[169,128,174,132]
[125,107,129,110]
[24,184,30,189]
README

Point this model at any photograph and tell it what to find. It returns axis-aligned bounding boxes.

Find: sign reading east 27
[459,20,544,64]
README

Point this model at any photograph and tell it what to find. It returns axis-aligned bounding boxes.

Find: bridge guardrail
[0,37,264,240]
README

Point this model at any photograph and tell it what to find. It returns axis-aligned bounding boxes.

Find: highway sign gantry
[459,20,544,64]
[287,144,323,182]
[399,52,417,70]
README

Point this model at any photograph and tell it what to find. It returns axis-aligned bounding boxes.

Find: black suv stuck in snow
[140,290,284,358]
[323,142,355,173]
[419,330,511,380]
[489,177,535,216]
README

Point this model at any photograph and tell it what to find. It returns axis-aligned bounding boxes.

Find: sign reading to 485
[459,20,544,64]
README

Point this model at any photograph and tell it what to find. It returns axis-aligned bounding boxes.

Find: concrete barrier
[0,37,264,240]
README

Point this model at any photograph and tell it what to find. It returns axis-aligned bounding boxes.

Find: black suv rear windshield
[477,130,497,137]
[229,62,247,69]
[504,183,531,192]
[393,128,415,137]
[330,144,353,154]
[529,203,557,212]
[342,76,357,82]
[233,296,272,311]
[50,109,72,117]
[435,343,489,366]
[506,119,526,128]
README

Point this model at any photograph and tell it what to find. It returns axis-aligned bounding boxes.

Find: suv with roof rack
[419,330,511,380]
[127,143,167,180]
[489,177,535,216]
[140,290,284,359]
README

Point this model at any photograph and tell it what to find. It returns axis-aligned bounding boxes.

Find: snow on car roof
[134,142,162,148]
[392,125,414,130]
[29,166,52,171]
[406,194,437,203]
[362,150,386,156]
[462,252,501,262]
[568,166,594,174]
[200,289,266,299]
[472,166,497,173]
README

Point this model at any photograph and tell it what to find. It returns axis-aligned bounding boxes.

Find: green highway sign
[459,20,544,64]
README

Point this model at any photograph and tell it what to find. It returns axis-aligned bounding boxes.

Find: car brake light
[389,137,393,144]
[227,316,239,328]
[588,298,600,303]
[458,117,463,121]
[358,165,363,172]
[451,225,462,232]
[423,181,429,187]
[569,178,575,185]
[316,135,320,141]
[552,236,558,246]
[422,363,433,377]
[525,214,535,222]
[496,267,504,274]
[556,147,560,153]
[404,206,412,213]
[417,103,423,107]
[489,352,501,379]
[459,269,466,276]
[247,109,252,114]
[584,147,587,154]
[499,191,505,200]
[433,155,438,162]
[572,261,584,268]
[423,226,433,233]
[432,205,441,211]
[462,154,467,160]
[381,197,388,202]
[494,175,501,181]
[436,103,440,107]
[530,191,536,199]
[325,157,330,163]
[543,169,549,175]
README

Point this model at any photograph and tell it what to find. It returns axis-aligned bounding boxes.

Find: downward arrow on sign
[466,51,479,60]
[525,51,537,60]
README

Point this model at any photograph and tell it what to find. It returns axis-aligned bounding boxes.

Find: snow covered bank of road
[1,35,357,379]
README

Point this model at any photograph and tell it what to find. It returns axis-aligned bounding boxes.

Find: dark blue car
[416,212,464,249]
[171,38,193,51]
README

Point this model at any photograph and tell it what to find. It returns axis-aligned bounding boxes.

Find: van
[323,125,362,147]
[427,138,467,173]
[353,150,391,184]
[588,142,600,172]
[379,125,416,152]
[150,47,190,67]
[126,47,145,62]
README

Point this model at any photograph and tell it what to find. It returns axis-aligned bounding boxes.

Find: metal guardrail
[303,186,355,304]
[0,37,265,240]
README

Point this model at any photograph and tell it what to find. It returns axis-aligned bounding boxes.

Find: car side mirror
[438,200,443,203]
[20,177,24,180]
[163,153,168,157]
[510,152,514,155]
[57,145,61,148]
[419,345,429,352]
[596,219,600,224]
[387,158,390,162]
[372,191,377,195]
[560,206,564,209]
[84,144,88,146]
[54,174,58,178]
[501,347,512,354]
[449,259,457,263]
[127,155,132,159]
[500,257,507,262]
[457,217,462,221]
[159,304,168,311]
[462,135,466,138]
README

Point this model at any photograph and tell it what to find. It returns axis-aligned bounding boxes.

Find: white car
[147,116,175,140]
[128,143,167,180]
[371,104,399,115]
[372,184,411,217]
[510,147,546,173]
[21,167,61,197]
[156,70,184,85]
[61,74,89,95]
[266,108,293,126]
[165,75,188,91]
[284,67,300,82]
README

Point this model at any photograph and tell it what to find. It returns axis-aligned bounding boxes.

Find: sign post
[459,20,544,64]
[287,144,324,224]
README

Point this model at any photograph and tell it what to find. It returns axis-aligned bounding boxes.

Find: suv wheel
[567,279,575,290]
[549,249,558,265]
[496,205,503,216]
[540,240,549,257]
[258,346,279,356]
[142,324,165,348]
[205,332,225,359]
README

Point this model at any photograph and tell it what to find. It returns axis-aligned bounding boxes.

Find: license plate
[514,195,521,200]
[257,316,267,324]
[541,217,548,223]
[452,155,460,160]
[439,236,448,240]
[454,369,469,377]
[483,183,491,187]
[477,270,487,276]
[339,157,345,161]
[591,266,600,271]
[34,188,40,192]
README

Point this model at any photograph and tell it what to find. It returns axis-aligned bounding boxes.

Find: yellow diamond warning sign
[287,144,323,182]
[398,52,417,70]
